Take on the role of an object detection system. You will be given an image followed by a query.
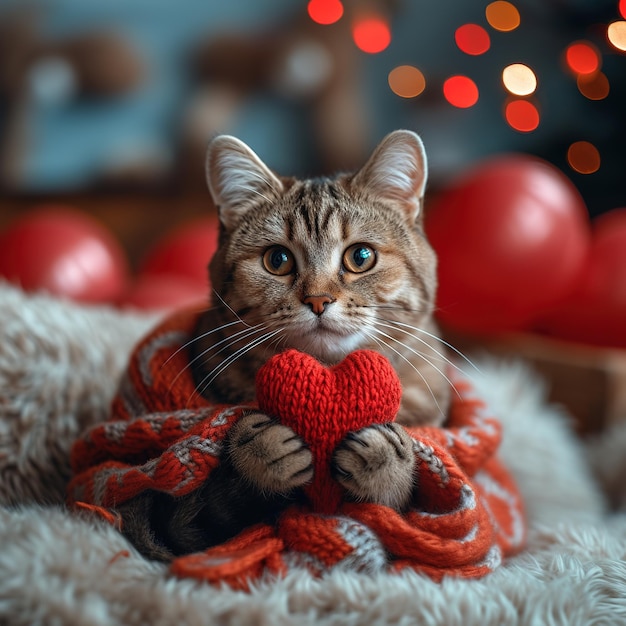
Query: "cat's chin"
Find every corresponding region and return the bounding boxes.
[285,328,366,365]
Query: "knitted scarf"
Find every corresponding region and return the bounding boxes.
[68,308,526,591]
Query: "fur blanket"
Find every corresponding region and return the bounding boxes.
[1,281,626,625]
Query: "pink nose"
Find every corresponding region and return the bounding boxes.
[303,294,334,316]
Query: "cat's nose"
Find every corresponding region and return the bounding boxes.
[303,294,334,316]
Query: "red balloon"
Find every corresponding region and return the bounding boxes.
[122,273,208,311]
[536,208,626,348]
[425,155,590,333]
[139,216,219,286]
[0,206,128,304]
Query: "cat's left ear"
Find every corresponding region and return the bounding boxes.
[352,130,428,222]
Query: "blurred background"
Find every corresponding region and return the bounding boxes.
[0,0,624,207]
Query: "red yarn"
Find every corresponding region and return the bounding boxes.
[257,349,401,513]
[68,308,526,590]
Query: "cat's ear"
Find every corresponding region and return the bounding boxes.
[206,135,284,231]
[352,130,428,222]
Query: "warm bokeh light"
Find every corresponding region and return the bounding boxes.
[620,0,626,20]
[607,21,626,52]
[485,1,521,32]
[388,65,426,98]
[567,141,600,174]
[352,16,391,53]
[307,0,344,25]
[443,76,479,108]
[565,41,601,75]
[504,99,540,132]
[502,63,537,96]
[577,72,610,100]
[455,24,491,56]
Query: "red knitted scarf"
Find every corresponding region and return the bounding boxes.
[68,308,526,590]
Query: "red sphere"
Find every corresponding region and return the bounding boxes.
[139,216,219,286]
[425,155,590,333]
[0,206,128,304]
[122,273,208,312]
[536,208,626,348]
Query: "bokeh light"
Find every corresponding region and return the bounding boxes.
[504,99,540,132]
[607,21,626,52]
[567,141,601,174]
[565,41,601,75]
[620,0,626,20]
[455,24,491,56]
[443,76,479,108]
[388,65,426,98]
[307,0,344,25]
[502,63,537,96]
[485,1,521,32]
[352,16,391,53]
[577,72,610,100]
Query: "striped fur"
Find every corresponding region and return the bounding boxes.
[194,130,450,427]
[118,132,457,558]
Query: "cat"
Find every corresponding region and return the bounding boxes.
[121,130,452,561]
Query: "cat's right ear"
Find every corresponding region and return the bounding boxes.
[351,130,428,223]
[206,135,284,231]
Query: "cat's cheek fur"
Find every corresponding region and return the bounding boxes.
[231,261,291,307]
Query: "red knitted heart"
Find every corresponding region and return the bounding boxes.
[255,349,402,513]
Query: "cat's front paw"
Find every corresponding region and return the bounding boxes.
[332,423,416,510]
[227,412,313,494]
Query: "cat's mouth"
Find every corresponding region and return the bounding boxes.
[285,321,366,363]
[305,314,355,338]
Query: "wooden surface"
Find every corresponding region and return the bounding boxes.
[445,328,626,434]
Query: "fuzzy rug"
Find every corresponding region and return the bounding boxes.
[1,281,626,626]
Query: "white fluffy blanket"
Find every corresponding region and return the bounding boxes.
[1,281,626,626]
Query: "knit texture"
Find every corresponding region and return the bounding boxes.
[68,308,526,590]
[257,348,402,513]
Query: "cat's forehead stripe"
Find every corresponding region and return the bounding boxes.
[287,180,340,242]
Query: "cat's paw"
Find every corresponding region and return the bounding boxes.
[332,423,416,510]
[227,412,313,494]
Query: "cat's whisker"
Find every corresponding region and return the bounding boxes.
[167,322,269,394]
[161,319,248,371]
[162,286,264,377]
[267,330,288,353]
[212,289,252,328]
[188,324,275,385]
[370,324,461,402]
[373,319,469,378]
[190,328,284,406]
[196,323,270,362]
[363,332,388,354]
[380,317,481,375]
[191,328,284,405]
[362,303,430,315]
[363,329,446,421]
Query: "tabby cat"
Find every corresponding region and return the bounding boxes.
[121,130,452,560]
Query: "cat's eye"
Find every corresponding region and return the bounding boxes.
[343,244,376,273]
[262,245,296,276]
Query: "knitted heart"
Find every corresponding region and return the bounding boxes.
[255,349,402,513]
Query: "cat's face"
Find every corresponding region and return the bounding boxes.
[206,130,437,365]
